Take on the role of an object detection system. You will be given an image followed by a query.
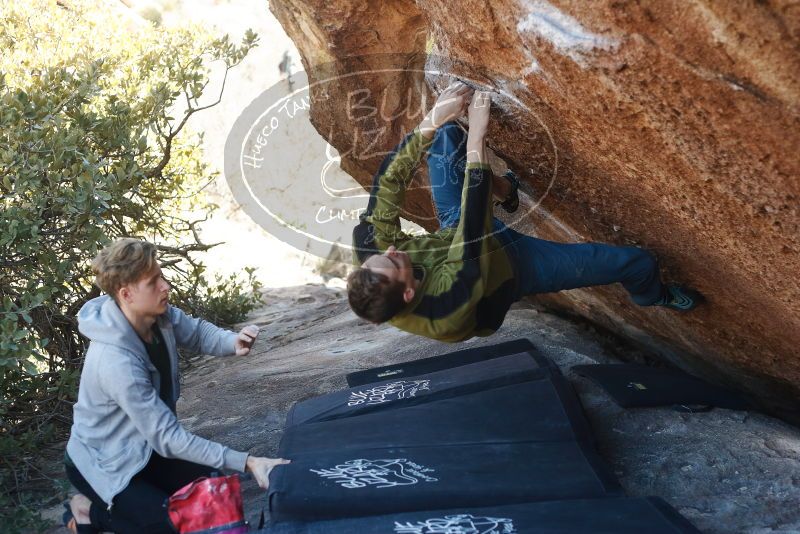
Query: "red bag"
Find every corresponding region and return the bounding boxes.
[167,474,249,534]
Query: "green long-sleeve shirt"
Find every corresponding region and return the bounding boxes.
[352,128,516,342]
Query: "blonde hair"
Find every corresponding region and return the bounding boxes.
[91,238,158,299]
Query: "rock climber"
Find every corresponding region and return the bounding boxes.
[347,81,701,342]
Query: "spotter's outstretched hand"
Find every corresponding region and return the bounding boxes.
[234,324,259,356]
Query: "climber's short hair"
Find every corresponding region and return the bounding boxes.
[347,266,407,323]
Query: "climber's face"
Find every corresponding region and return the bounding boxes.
[362,246,415,302]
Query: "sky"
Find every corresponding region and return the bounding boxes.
[152,0,332,287]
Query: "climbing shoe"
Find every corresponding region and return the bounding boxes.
[656,285,703,312]
[496,169,520,213]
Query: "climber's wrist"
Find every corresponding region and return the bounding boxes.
[419,113,438,139]
[466,137,486,164]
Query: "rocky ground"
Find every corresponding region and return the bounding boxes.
[178,282,800,534]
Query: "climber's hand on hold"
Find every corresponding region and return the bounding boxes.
[420,81,473,138]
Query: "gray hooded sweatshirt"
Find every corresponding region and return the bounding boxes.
[67,295,249,506]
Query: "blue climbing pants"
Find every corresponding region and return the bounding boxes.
[426,122,665,306]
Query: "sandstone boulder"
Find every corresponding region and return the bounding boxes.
[269,0,800,420]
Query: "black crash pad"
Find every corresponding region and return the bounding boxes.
[262,496,700,533]
[278,376,594,456]
[267,442,622,522]
[287,352,553,426]
[572,363,751,411]
[345,338,554,388]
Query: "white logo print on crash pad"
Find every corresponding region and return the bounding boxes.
[347,380,431,407]
[394,513,516,534]
[310,458,438,489]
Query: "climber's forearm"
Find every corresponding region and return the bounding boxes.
[419,112,438,140]
[466,130,487,165]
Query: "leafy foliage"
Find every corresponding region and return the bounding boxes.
[0,1,260,528]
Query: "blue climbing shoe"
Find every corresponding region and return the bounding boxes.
[657,285,703,311]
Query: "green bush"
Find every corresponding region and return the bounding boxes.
[0,1,260,529]
[180,266,265,328]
